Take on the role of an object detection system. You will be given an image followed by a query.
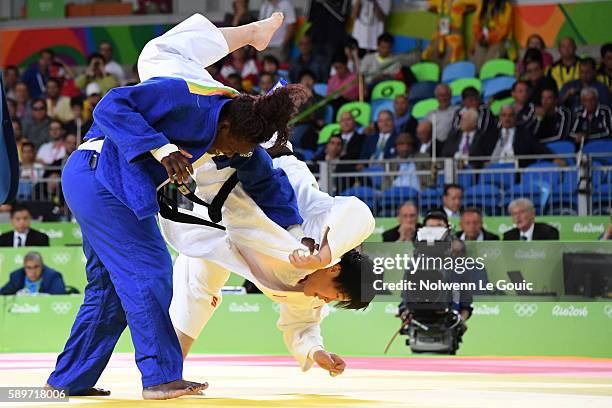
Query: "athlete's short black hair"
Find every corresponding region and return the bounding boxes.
[333,250,375,310]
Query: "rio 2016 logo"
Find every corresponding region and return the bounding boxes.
[513,303,538,317]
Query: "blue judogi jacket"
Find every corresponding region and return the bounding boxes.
[87,76,302,226]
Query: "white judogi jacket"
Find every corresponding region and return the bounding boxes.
[140,14,375,370]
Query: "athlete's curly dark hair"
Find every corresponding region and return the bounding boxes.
[221,84,308,147]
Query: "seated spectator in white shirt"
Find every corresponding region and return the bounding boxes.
[351,0,392,52]
[440,183,463,218]
[360,33,401,86]
[503,198,559,241]
[36,119,66,165]
[457,208,499,241]
[426,83,459,144]
[99,41,126,85]
[0,204,50,247]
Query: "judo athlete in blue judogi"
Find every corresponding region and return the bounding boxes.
[45,12,303,400]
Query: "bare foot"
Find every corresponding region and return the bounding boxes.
[44,383,111,396]
[251,12,284,51]
[142,379,208,400]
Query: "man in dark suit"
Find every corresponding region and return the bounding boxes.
[488,105,554,168]
[503,198,559,241]
[457,208,499,241]
[451,87,495,134]
[0,251,66,295]
[338,111,365,160]
[360,110,398,160]
[441,108,489,165]
[383,201,422,242]
[0,204,50,247]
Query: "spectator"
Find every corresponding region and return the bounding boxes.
[443,108,488,165]
[58,133,77,167]
[503,198,559,240]
[314,134,343,164]
[489,105,553,167]
[6,97,17,120]
[22,98,51,150]
[338,110,366,159]
[225,73,244,92]
[440,183,463,218]
[257,72,275,95]
[360,110,398,160]
[525,57,558,106]
[261,54,280,81]
[45,78,73,123]
[288,34,329,83]
[307,0,351,65]
[75,53,118,96]
[351,0,391,53]
[415,119,443,185]
[3,65,20,100]
[382,201,421,242]
[426,83,459,143]
[389,132,421,191]
[224,0,258,26]
[259,0,296,61]
[451,86,493,134]
[360,33,401,85]
[533,88,571,143]
[601,213,612,240]
[0,204,50,247]
[422,0,475,67]
[327,53,359,113]
[36,120,66,165]
[470,0,513,70]
[517,34,553,76]
[289,70,326,151]
[49,57,79,98]
[511,80,535,128]
[220,47,259,93]
[34,169,65,217]
[12,119,26,160]
[14,81,32,120]
[560,57,609,110]
[597,43,611,90]
[83,83,103,123]
[569,87,612,143]
[98,41,126,85]
[21,48,53,98]
[17,142,45,201]
[393,95,418,136]
[64,96,92,141]
[0,252,65,295]
[548,37,581,90]
[457,208,499,240]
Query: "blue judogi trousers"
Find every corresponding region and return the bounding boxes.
[47,150,183,391]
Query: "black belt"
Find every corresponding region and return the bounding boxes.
[157,146,294,229]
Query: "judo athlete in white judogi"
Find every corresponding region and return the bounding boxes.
[138,13,377,376]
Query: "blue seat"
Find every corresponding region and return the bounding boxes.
[407,81,437,104]
[314,83,328,97]
[506,180,552,215]
[552,170,577,208]
[419,187,442,212]
[363,165,385,190]
[297,149,314,161]
[340,186,379,211]
[441,61,476,83]
[323,104,334,124]
[370,99,395,122]
[463,183,504,215]
[522,161,560,189]
[380,187,420,216]
[545,140,576,155]
[584,140,612,165]
[480,162,515,189]
[277,69,289,79]
[482,76,516,100]
[456,166,475,188]
[592,161,610,187]
[592,183,612,214]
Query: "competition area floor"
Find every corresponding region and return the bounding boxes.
[0,354,611,408]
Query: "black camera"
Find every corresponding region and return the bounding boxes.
[398,224,468,355]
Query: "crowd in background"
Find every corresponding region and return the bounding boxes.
[1,0,612,220]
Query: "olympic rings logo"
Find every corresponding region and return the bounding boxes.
[51,302,72,315]
[52,253,71,265]
[513,303,538,317]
